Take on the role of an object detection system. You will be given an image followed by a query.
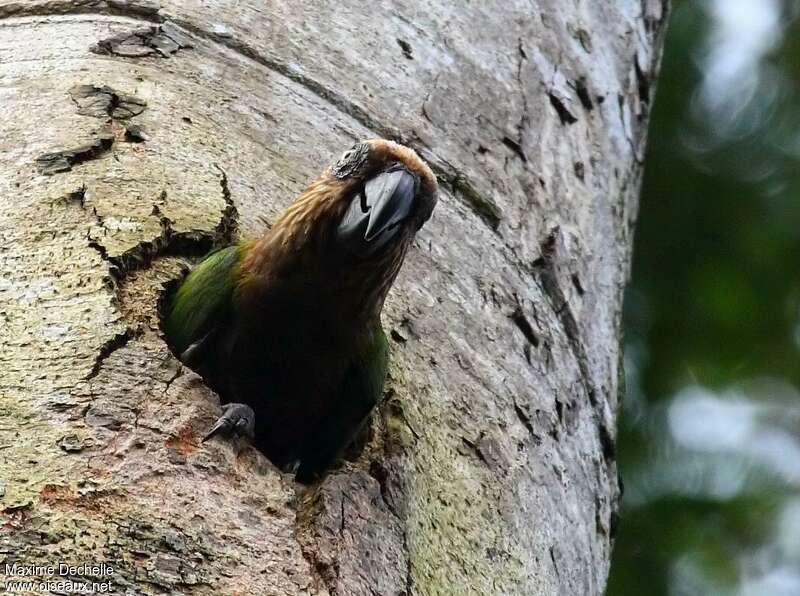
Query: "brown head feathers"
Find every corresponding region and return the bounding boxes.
[240,139,437,302]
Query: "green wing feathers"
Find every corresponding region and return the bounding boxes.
[350,326,390,409]
[165,245,243,355]
[296,326,389,481]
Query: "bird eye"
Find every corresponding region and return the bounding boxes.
[331,143,368,179]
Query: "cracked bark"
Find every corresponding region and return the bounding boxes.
[0,1,668,595]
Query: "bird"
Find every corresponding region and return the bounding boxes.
[164,139,438,482]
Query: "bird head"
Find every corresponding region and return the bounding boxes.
[329,139,438,256]
[244,139,438,319]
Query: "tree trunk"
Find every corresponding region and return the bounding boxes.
[0,1,667,594]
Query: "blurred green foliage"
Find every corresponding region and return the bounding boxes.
[608,1,800,595]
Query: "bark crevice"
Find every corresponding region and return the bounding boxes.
[0,2,668,593]
[7,3,504,236]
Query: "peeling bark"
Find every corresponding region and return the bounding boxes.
[0,1,668,595]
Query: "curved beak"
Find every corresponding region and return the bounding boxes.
[337,164,419,253]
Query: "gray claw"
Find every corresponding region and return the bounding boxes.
[202,403,255,442]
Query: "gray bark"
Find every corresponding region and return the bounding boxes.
[0,1,668,594]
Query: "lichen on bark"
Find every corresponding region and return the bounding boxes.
[0,1,668,594]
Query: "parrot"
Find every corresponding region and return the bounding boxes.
[164,139,438,482]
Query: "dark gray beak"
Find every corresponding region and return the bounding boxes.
[336,164,419,253]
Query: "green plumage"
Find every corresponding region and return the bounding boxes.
[163,139,437,482]
[164,242,389,481]
[165,245,243,356]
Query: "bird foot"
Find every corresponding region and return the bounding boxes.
[202,403,256,443]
